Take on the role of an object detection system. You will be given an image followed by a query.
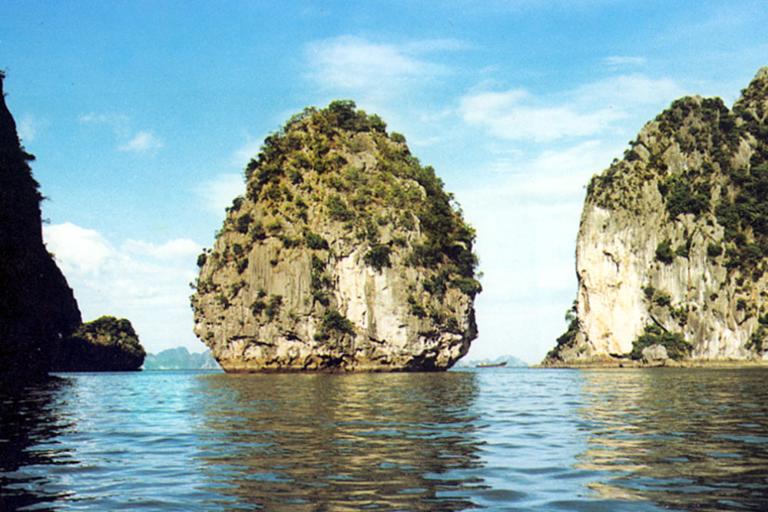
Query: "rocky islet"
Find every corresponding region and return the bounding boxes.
[545,67,768,366]
[192,101,481,371]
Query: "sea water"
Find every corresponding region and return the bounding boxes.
[1,368,767,511]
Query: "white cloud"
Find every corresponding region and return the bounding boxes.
[454,139,624,362]
[78,112,131,135]
[231,136,263,169]
[459,89,622,142]
[459,73,684,143]
[17,114,40,142]
[123,238,201,260]
[195,172,244,215]
[304,35,467,110]
[306,36,447,94]
[576,74,685,107]
[78,113,163,154]
[118,131,164,153]
[44,222,204,353]
[45,223,113,275]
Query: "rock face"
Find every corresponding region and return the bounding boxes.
[0,71,82,380]
[52,316,146,371]
[545,67,768,365]
[192,101,480,371]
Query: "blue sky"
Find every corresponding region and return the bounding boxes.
[1,0,766,361]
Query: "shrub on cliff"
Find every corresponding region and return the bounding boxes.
[192,100,479,371]
[630,325,691,361]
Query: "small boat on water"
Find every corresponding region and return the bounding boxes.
[476,361,507,368]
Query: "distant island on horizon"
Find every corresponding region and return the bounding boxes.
[455,355,528,368]
[142,347,221,370]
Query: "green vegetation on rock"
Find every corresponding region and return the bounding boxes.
[192,100,479,371]
[547,67,768,365]
[53,316,146,371]
[630,324,692,361]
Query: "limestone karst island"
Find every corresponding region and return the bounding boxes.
[4,2,768,509]
[0,72,146,381]
[192,101,481,372]
[545,67,768,367]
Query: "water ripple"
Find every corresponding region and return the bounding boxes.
[1,368,767,510]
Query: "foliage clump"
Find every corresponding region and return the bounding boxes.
[655,240,675,264]
[630,324,692,361]
[315,309,356,341]
[363,244,392,271]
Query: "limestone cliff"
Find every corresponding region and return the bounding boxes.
[192,101,480,371]
[545,67,768,365]
[52,316,146,372]
[0,71,82,379]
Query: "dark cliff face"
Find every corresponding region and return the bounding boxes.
[0,72,82,380]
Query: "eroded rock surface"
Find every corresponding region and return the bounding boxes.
[545,67,768,365]
[192,101,480,371]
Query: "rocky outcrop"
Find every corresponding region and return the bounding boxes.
[52,316,145,371]
[0,71,82,380]
[545,67,768,365]
[192,101,480,371]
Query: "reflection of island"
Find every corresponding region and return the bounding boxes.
[195,372,482,510]
[0,378,74,510]
[577,369,768,510]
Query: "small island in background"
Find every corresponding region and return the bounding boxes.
[142,347,221,370]
[454,355,528,368]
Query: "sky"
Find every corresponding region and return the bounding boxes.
[1,1,767,363]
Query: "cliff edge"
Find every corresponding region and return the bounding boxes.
[0,71,82,380]
[544,67,768,366]
[192,101,480,371]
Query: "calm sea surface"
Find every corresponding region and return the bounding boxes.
[1,368,768,511]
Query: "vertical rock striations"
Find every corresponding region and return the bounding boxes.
[192,101,480,371]
[0,71,82,380]
[545,67,768,365]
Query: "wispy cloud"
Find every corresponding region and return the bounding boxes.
[118,130,164,154]
[231,136,263,169]
[459,89,622,142]
[575,73,684,107]
[459,74,684,143]
[79,112,163,154]
[194,173,244,216]
[78,112,131,134]
[305,36,463,104]
[44,222,203,352]
[17,114,43,142]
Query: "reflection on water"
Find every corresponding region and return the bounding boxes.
[1,369,767,510]
[196,373,482,511]
[579,369,768,511]
[0,378,75,510]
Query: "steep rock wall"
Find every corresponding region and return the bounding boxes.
[0,72,82,379]
[546,67,768,364]
[192,101,480,371]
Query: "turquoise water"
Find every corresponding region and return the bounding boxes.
[1,368,767,511]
